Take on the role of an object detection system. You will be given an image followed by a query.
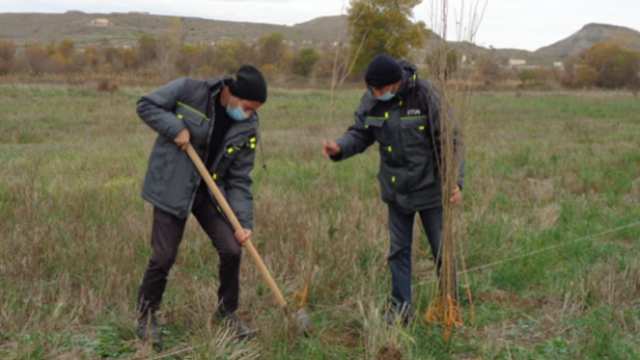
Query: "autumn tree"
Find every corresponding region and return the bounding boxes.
[473,55,502,85]
[177,44,205,76]
[25,42,53,73]
[573,63,599,88]
[258,33,286,67]
[563,42,640,89]
[280,49,295,75]
[0,41,16,74]
[137,35,157,63]
[347,0,428,73]
[83,44,101,70]
[121,48,141,71]
[316,46,350,79]
[214,40,257,74]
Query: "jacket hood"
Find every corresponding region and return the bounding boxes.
[397,60,419,94]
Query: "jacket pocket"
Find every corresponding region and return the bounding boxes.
[365,116,388,144]
[176,107,204,126]
[400,116,428,147]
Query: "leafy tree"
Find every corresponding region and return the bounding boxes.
[258,33,286,67]
[518,69,536,84]
[293,47,321,77]
[347,0,428,73]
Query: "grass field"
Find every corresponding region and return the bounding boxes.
[1,84,639,359]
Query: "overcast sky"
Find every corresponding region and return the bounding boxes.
[1,0,638,51]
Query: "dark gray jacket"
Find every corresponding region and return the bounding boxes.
[137,77,259,229]
[332,61,465,213]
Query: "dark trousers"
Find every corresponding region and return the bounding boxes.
[137,186,242,314]
[388,204,456,307]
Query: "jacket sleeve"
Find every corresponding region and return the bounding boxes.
[331,101,376,162]
[136,77,187,141]
[425,83,465,190]
[225,140,257,230]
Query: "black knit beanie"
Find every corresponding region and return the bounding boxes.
[365,55,403,87]
[229,65,268,103]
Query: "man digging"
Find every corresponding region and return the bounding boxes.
[322,55,465,325]
[135,65,267,344]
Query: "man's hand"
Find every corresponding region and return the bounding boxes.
[174,128,190,151]
[322,140,341,158]
[234,229,252,247]
[450,185,462,205]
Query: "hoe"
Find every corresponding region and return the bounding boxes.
[186,144,313,333]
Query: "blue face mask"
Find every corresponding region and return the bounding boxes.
[376,85,397,101]
[226,98,249,121]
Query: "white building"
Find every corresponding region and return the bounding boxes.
[508,59,527,68]
[89,19,113,27]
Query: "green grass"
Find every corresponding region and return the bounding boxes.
[1,85,639,359]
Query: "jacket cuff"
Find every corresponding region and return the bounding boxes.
[331,138,350,162]
[166,120,187,141]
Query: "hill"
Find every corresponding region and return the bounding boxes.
[536,23,640,59]
[1,12,639,66]
[0,12,349,46]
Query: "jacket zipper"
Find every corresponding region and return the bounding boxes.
[185,88,221,216]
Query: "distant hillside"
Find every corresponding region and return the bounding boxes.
[0,12,349,46]
[536,23,640,59]
[2,12,639,67]
[293,15,348,39]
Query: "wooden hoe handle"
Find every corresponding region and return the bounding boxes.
[186,144,288,309]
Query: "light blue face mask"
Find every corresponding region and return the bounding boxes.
[227,98,249,121]
[376,85,397,101]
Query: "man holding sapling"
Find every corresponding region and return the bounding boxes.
[135,65,267,344]
[322,55,465,325]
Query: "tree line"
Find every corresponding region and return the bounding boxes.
[0,32,336,80]
[0,0,638,90]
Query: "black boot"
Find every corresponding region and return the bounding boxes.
[382,303,416,326]
[138,310,162,345]
[215,310,253,340]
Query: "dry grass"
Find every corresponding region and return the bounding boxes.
[1,85,639,359]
